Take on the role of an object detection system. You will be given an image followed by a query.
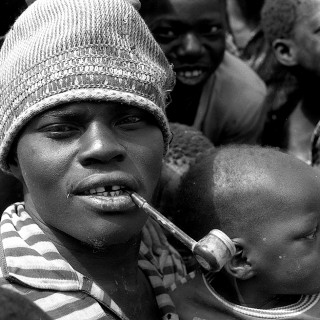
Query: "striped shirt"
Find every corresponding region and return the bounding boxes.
[0,203,185,320]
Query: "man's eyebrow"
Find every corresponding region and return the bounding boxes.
[40,109,87,120]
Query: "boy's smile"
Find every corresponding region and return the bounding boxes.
[11,102,164,248]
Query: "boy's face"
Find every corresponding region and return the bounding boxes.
[144,0,226,87]
[12,102,164,248]
[291,0,320,77]
[249,165,320,295]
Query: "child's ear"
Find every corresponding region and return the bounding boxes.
[272,38,298,67]
[224,238,255,280]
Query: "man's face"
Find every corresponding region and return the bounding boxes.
[12,102,164,248]
[145,0,226,86]
[248,165,320,295]
[292,0,320,77]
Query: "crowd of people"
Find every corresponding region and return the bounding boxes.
[1,0,320,319]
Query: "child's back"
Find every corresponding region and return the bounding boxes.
[171,145,320,319]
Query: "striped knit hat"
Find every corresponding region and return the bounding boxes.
[0,0,175,173]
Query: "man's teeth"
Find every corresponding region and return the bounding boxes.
[178,70,203,78]
[84,186,125,196]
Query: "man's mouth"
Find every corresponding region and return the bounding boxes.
[83,185,127,197]
[70,175,139,212]
[74,186,135,212]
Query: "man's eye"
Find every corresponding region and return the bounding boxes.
[305,227,318,240]
[117,116,142,125]
[40,124,79,138]
[43,124,76,132]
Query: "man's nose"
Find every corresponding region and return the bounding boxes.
[178,32,203,57]
[77,122,126,166]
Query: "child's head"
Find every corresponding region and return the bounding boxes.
[261,0,320,78]
[140,0,227,87]
[177,145,320,295]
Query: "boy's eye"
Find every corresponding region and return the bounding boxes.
[153,27,177,43]
[199,24,223,36]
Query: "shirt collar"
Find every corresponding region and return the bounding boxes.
[0,203,179,320]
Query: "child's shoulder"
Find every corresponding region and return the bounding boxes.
[170,270,320,320]
[170,270,229,320]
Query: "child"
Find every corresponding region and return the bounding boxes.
[261,0,320,164]
[140,0,266,146]
[171,145,320,319]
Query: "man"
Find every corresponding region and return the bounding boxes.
[0,0,184,319]
[140,0,267,146]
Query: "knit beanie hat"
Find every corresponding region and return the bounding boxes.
[0,0,175,173]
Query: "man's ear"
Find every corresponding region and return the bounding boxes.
[272,39,298,67]
[8,156,23,182]
[224,238,255,280]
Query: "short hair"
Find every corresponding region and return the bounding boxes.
[261,0,306,44]
[140,0,177,21]
[174,145,300,240]
[156,123,214,218]
[140,0,226,21]
[236,0,265,26]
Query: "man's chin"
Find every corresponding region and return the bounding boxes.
[83,233,141,253]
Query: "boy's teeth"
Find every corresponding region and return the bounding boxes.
[179,70,203,78]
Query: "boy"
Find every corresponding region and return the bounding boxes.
[171,145,320,319]
[140,0,267,146]
[261,0,320,164]
[0,0,184,319]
